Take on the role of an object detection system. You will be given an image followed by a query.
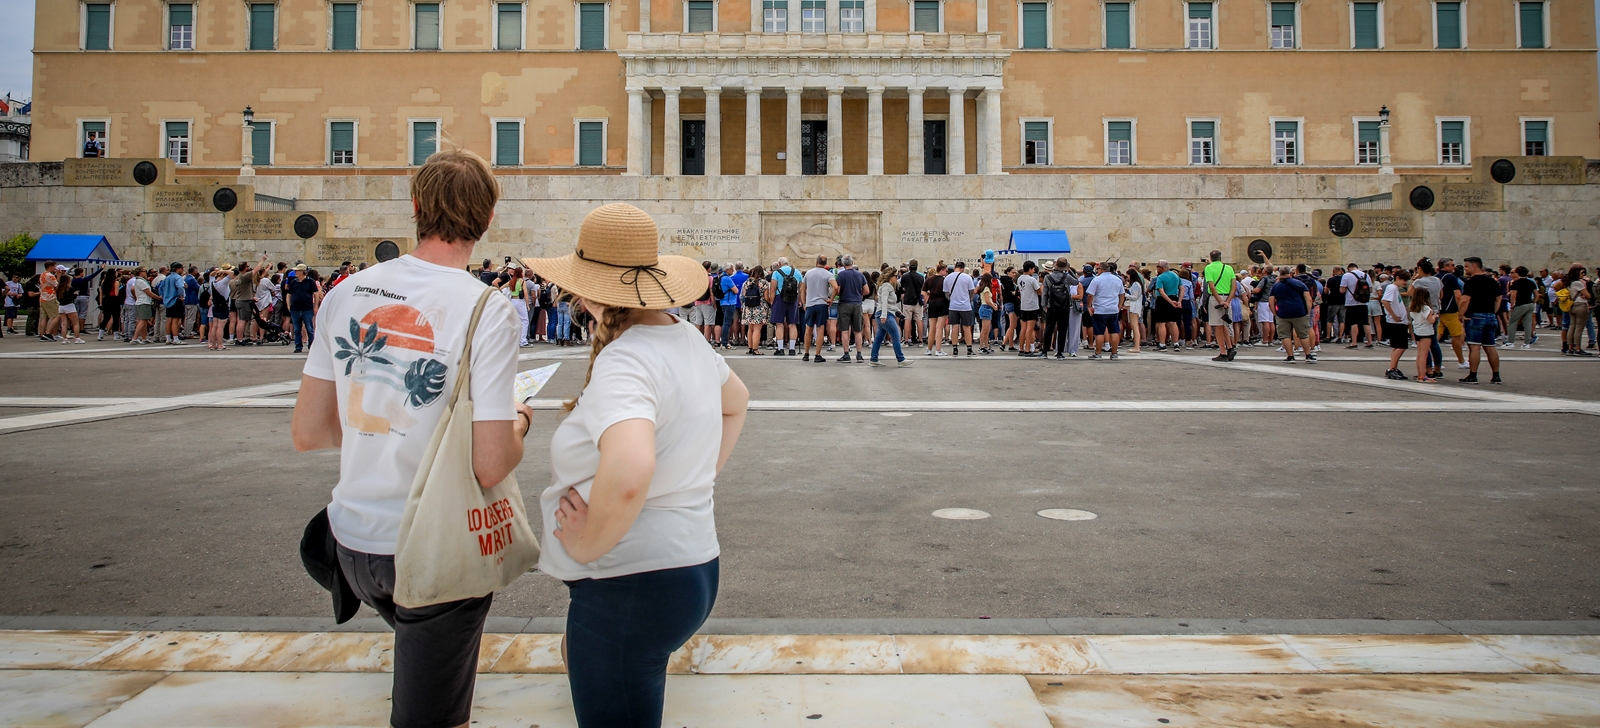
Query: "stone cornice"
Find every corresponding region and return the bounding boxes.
[621,45,1009,91]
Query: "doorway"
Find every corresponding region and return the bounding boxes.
[801,120,827,175]
[682,119,705,175]
[924,119,947,175]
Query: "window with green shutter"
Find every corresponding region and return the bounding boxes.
[249,3,276,50]
[687,0,714,32]
[1104,3,1130,48]
[1439,120,1464,164]
[497,3,521,49]
[495,122,521,165]
[82,121,107,158]
[330,121,355,165]
[1357,120,1379,164]
[251,121,272,167]
[1187,2,1212,48]
[169,4,194,50]
[1523,120,1547,155]
[1518,2,1543,48]
[1024,121,1049,164]
[1352,2,1379,48]
[1435,2,1460,48]
[578,122,603,166]
[839,0,863,31]
[579,3,605,49]
[1273,121,1298,164]
[85,4,112,50]
[1106,121,1131,164]
[913,1,940,32]
[763,0,787,32]
[412,121,438,165]
[1270,2,1295,48]
[415,3,440,50]
[1189,121,1214,165]
[1021,3,1047,48]
[165,121,191,164]
[332,3,358,49]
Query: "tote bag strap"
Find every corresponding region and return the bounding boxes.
[445,286,500,409]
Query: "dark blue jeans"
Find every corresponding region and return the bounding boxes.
[719,304,740,344]
[290,309,315,350]
[870,313,904,362]
[565,558,719,727]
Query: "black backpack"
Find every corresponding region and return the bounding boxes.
[777,268,799,304]
[1352,272,1372,303]
[711,275,724,300]
[1046,272,1079,312]
[742,279,762,308]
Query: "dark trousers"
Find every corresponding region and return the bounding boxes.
[336,545,494,728]
[565,558,720,728]
[290,309,315,349]
[1042,308,1072,354]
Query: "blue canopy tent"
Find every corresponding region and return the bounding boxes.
[1003,230,1071,254]
[25,234,139,271]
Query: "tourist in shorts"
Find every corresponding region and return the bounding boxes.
[1409,286,1439,382]
[1457,256,1504,384]
[943,261,978,356]
[900,260,925,345]
[129,269,156,345]
[1016,261,1042,356]
[1201,251,1236,360]
[1084,262,1125,360]
[768,258,802,355]
[1269,266,1314,363]
[1380,270,1412,380]
[924,263,949,356]
[833,255,869,362]
[691,261,717,341]
[802,255,833,363]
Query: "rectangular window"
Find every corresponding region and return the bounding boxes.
[169,4,194,50]
[249,3,276,50]
[165,121,190,165]
[415,3,440,49]
[412,121,438,165]
[802,0,825,32]
[1104,3,1131,48]
[579,3,606,48]
[1106,121,1132,165]
[840,0,864,31]
[85,3,112,50]
[1273,120,1299,164]
[251,121,272,167]
[578,121,604,166]
[330,121,356,165]
[332,3,358,49]
[914,0,940,32]
[763,0,787,32]
[1189,120,1215,164]
[1439,120,1464,164]
[1523,120,1547,155]
[1187,2,1212,48]
[1357,120,1380,164]
[1353,2,1379,48]
[82,121,107,157]
[497,3,522,49]
[1435,1,1460,48]
[1021,3,1048,48]
[1518,1,1543,48]
[687,0,715,31]
[495,121,521,165]
[1270,2,1295,48]
[1024,121,1049,165]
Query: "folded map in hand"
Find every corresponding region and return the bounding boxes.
[514,363,561,405]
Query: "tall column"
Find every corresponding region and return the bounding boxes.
[977,0,987,32]
[663,87,682,176]
[745,87,762,175]
[785,87,802,176]
[982,88,1002,175]
[907,87,925,175]
[705,87,722,176]
[826,87,843,176]
[626,87,646,175]
[867,86,884,176]
[947,89,965,175]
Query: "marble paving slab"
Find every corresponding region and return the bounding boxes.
[895,635,1111,675]
[1470,635,1600,674]
[0,669,166,728]
[79,631,330,672]
[0,631,136,670]
[74,672,394,728]
[1278,634,1531,674]
[484,633,566,673]
[1085,635,1321,674]
[669,634,902,674]
[659,674,1055,728]
[1028,674,1600,727]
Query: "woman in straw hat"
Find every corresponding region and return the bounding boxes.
[524,203,749,728]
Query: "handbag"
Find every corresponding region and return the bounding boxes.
[393,287,540,608]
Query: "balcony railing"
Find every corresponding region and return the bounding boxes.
[623,32,1006,53]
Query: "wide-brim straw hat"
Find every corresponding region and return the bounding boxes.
[522,203,707,310]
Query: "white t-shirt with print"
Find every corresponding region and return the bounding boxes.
[538,318,730,581]
[1342,271,1367,307]
[944,271,976,311]
[304,255,519,555]
[1381,283,1410,324]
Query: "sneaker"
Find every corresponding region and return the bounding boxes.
[868,360,884,367]
[70,338,85,344]
[1156,344,1167,351]
[1055,353,1066,360]
[1109,352,1118,361]
[1276,345,1286,353]
[1211,353,1229,362]
[827,345,835,352]
[855,352,863,362]
[1457,362,1470,369]
[1529,336,1539,346]
[1519,343,1531,350]
[1575,350,1594,357]
[1284,355,1296,363]
[52,335,64,342]
[1459,373,1479,384]
[1226,348,1238,361]
[293,347,303,354]
[1385,368,1407,380]
[803,353,812,362]
[897,360,913,368]
[1313,345,1322,353]
[97,331,105,341]
[1305,354,1318,363]
[1490,373,1504,385]
[1088,353,1101,360]
[814,355,826,364]
[967,347,975,357]
[837,354,851,363]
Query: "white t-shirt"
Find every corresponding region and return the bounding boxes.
[1125,281,1144,313]
[1381,283,1409,324]
[1086,273,1124,315]
[1018,274,1041,311]
[129,277,154,305]
[944,271,976,311]
[304,255,519,555]
[539,318,730,580]
[1342,271,1367,306]
[1412,304,1436,337]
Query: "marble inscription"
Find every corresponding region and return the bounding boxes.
[760,212,882,270]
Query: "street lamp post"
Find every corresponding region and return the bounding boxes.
[1377,105,1393,175]
[241,105,256,176]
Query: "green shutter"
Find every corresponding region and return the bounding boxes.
[1275,121,1298,134]
[1191,121,1214,138]
[84,121,106,136]
[1105,3,1130,48]
[1440,121,1463,145]
[914,1,939,32]
[1024,121,1048,142]
[85,4,111,49]
[1271,2,1295,26]
[495,122,520,165]
[166,121,188,138]
[170,4,192,26]
[1435,2,1460,48]
[251,122,272,166]
[579,3,605,49]
[688,0,714,31]
[1519,2,1543,48]
[415,3,440,49]
[578,122,603,166]
[330,121,354,161]
[1524,120,1547,143]
[1022,3,1047,48]
[498,3,521,49]
[249,4,275,50]
[412,122,437,165]
[1107,121,1131,142]
[1188,2,1211,19]
[1353,3,1378,48]
[1358,120,1379,142]
[332,4,358,49]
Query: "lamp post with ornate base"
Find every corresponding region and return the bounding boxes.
[240,105,256,177]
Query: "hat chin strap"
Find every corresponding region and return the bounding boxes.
[576,249,671,307]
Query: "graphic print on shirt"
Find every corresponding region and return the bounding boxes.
[336,303,450,435]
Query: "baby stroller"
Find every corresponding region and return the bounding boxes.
[252,306,293,346]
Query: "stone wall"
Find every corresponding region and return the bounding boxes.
[3,162,1598,270]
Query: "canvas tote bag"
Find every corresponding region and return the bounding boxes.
[394,287,540,608]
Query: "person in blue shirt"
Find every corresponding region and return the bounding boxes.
[718,263,747,348]
[1269,266,1315,363]
[182,267,201,337]
[156,262,188,345]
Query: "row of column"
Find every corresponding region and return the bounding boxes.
[625,86,1003,176]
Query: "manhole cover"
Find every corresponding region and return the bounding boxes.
[1038,509,1098,521]
[933,508,990,520]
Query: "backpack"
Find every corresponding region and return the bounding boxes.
[742,278,762,308]
[777,268,799,304]
[1352,272,1372,303]
[1045,272,1078,311]
[711,275,724,301]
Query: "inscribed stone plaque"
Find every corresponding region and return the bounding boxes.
[759,212,882,271]
[306,237,414,267]
[1231,237,1343,267]
[64,158,175,187]
[1394,181,1504,212]
[225,211,328,240]
[1312,209,1421,238]
[1472,156,1586,185]
[145,185,254,213]
[660,228,743,256]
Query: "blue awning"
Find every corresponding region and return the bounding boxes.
[1004,230,1071,253]
[25,234,138,267]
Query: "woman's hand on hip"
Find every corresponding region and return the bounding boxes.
[553,488,590,554]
